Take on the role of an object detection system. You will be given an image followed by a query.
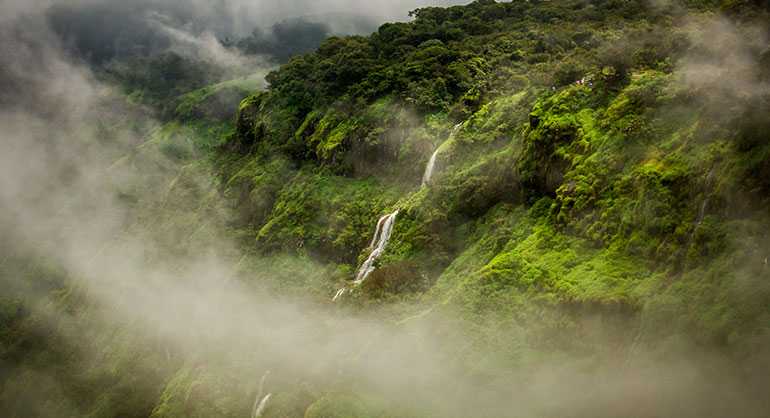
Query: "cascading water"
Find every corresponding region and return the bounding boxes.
[368,213,390,249]
[422,123,462,186]
[251,371,271,418]
[696,199,709,225]
[421,149,440,186]
[333,210,399,300]
[333,122,462,301]
[332,288,347,302]
[253,394,272,418]
[354,210,398,284]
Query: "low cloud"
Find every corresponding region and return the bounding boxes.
[147,12,272,77]
[679,15,769,100]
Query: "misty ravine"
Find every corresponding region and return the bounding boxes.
[2,1,770,418]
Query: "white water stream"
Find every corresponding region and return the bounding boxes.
[422,149,440,186]
[354,210,398,284]
[251,371,271,418]
[333,210,399,300]
[253,394,272,418]
[332,288,347,302]
[333,123,464,301]
[421,123,462,186]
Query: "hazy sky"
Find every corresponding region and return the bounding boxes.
[2,0,471,34]
[0,0,473,74]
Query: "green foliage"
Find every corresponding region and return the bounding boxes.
[255,168,400,263]
[174,77,261,122]
[231,0,677,168]
[150,365,249,418]
[106,52,225,114]
[224,155,295,229]
[304,394,382,418]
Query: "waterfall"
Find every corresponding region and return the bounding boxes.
[354,210,398,285]
[332,123,466,301]
[696,199,709,225]
[422,149,440,186]
[685,198,710,253]
[332,288,347,302]
[253,394,272,418]
[333,124,466,300]
[422,123,462,186]
[251,371,271,418]
[368,213,389,249]
[332,210,399,300]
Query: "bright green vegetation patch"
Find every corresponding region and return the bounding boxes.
[256,168,402,263]
[303,394,375,418]
[430,202,660,314]
[235,252,342,298]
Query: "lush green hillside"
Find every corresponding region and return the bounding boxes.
[2,0,770,417]
[226,0,770,329]
[219,0,770,414]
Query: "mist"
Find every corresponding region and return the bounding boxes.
[1,1,770,418]
[41,0,469,66]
